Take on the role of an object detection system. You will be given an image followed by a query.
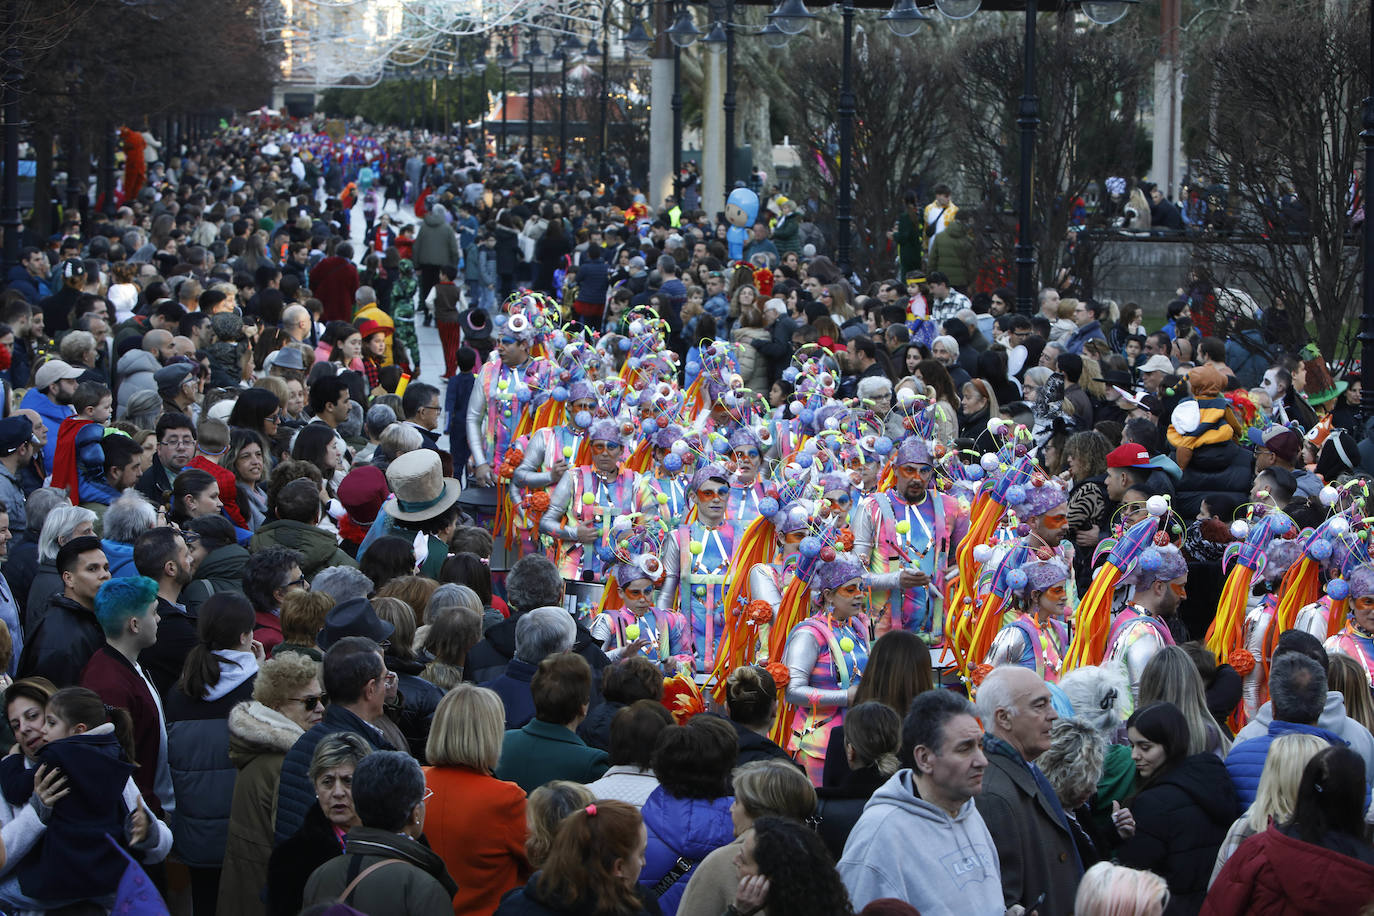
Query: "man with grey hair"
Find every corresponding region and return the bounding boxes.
[465,554,609,707]
[354,405,398,464]
[483,607,576,729]
[972,666,1080,914]
[27,504,98,633]
[839,689,1009,915]
[100,492,158,576]
[311,566,376,605]
[1224,651,1346,808]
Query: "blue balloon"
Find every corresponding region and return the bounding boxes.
[574,410,592,429]
[663,453,683,472]
[873,436,894,456]
[552,386,569,402]
[1327,578,1350,600]
[797,454,814,469]
[1308,538,1333,561]
[1005,484,1026,506]
[618,337,632,352]
[799,536,822,558]
[641,419,657,435]
[758,497,780,518]
[1006,569,1028,590]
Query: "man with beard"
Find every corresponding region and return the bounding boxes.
[133,526,199,697]
[541,419,655,618]
[1104,544,1189,700]
[853,436,969,640]
[19,359,83,470]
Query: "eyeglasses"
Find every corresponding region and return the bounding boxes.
[623,586,651,599]
[499,336,518,346]
[590,441,623,454]
[897,464,935,479]
[834,583,867,598]
[290,693,328,711]
[829,494,852,506]
[422,787,434,803]
[161,437,196,448]
[696,487,729,501]
[268,413,284,424]
[285,575,308,590]
[732,449,760,460]
[783,530,806,544]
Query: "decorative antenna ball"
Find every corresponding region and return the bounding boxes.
[563,446,574,458]
[839,637,855,653]
[973,544,993,563]
[689,540,705,556]
[1320,485,1340,507]
[819,546,836,562]
[1327,578,1350,600]
[1146,495,1169,517]
[582,493,596,505]
[625,624,641,640]
[896,520,911,535]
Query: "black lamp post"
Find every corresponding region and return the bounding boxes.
[552,40,568,173]
[666,3,699,200]
[526,34,543,163]
[598,9,612,183]
[1,44,20,273]
[498,42,518,157]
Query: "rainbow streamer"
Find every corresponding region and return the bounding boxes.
[1205,514,1289,663]
[1063,516,1161,671]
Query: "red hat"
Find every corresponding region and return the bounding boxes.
[1106,442,1152,469]
[337,465,389,524]
[357,318,392,338]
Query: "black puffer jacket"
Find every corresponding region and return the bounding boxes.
[1117,752,1238,915]
[180,543,250,617]
[1175,441,1254,519]
[164,674,257,868]
[385,654,444,762]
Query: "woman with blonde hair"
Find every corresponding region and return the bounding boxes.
[1326,653,1374,733]
[423,684,531,915]
[1139,645,1232,757]
[1075,862,1169,916]
[1038,717,1109,865]
[676,759,817,916]
[524,781,595,869]
[1208,732,1326,886]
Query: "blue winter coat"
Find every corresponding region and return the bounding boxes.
[637,789,735,916]
[18,387,72,471]
[1224,719,1345,809]
[483,657,538,730]
[101,538,137,578]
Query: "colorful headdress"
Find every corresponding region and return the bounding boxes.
[1019,557,1071,595]
[896,435,933,467]
[1123,544,1189,588]
[812,554,867,593]
[1018,478,1068,518]
[690,462,731,493]
[586,418,622,444]
[608,520,669,588]
[497,291,557,343]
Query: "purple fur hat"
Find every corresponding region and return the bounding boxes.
[814,554,867,592]
[777,502,813,535]
[1348,563,1374,598]
[896,436,932,468]
[1263,538,1303,581]
[587,418,622,444]
[651,424,684,449]
[728,427,762,452]
[567,380,595,403]
[1019,480,1067,518]
[1020,557,1070,595]
[1125,545,1189,588]
[690,462,731,493]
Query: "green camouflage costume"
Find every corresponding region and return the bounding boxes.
[392,259,420,371]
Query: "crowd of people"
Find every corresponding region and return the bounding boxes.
[0,115,1368,916]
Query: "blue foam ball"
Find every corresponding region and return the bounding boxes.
[1327,578,1350,600]
[574,410,592,429]
[687,361,701,377]
[516,388,532,403]
[800,408,815,426]
[627,357,641,370]
[873,436,894,456]
[596,544,616,563]
[1308,538,1333,561]
[1006,569,1028,590]
[966,465,985,481]
[758,497,780,518]
[1005,484,1026,506]
[552,386,569,402]
[663,453,683,472]
[712,437,730,454]
[1138,548,1162,572]
[618,337,632,352]
[799,536,822,558]
[782,367,800,383]
[641,419,656,435]
[797,454,814,468]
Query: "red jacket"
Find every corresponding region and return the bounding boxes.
[309,255,361,323]
[1202,824,1374,915]
[254,609,283,657]
[189,455,249,529]
[79,645,167,818]
[422,764,530,915]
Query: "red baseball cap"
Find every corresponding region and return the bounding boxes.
[1106,442,1152,469]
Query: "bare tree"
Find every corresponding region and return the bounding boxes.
[1186,0,1368,359]
[775,24,957,280]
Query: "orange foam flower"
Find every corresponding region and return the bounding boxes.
[765,662,789,690]
[1228,649,1256,677]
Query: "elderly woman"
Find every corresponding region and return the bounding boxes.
[302,751,458,916]
[677,759,818,916]
[58,330,97,370]
[219,653,324,916]
[266,733,372,916]
[423,685,531,914]
[26,504,97,627]
[1059,665,1136,839]
[1038,717,1110,866]
[373,422,424,474]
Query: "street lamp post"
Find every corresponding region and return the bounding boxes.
[1,44,20,273]
[836,0,854,276]
[498,42,518,158]
[527,35,542,163]
[1361,0,1374,424]
[555,42,569,172]
[599,8,611,183]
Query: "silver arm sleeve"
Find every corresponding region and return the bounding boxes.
[657,536,681,611]
[1241,606,1272,718]
[1294,602,1330,640]
[784,624,850,709]
[512,432,552,489]
[466,376,490,467]
[1112,624,1165,701]
[589,613,620,654]
[985,626,1028,670]
[749,565,782,610]
[539,474,578,540]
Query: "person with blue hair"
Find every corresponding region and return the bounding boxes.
[79,575,175,818]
